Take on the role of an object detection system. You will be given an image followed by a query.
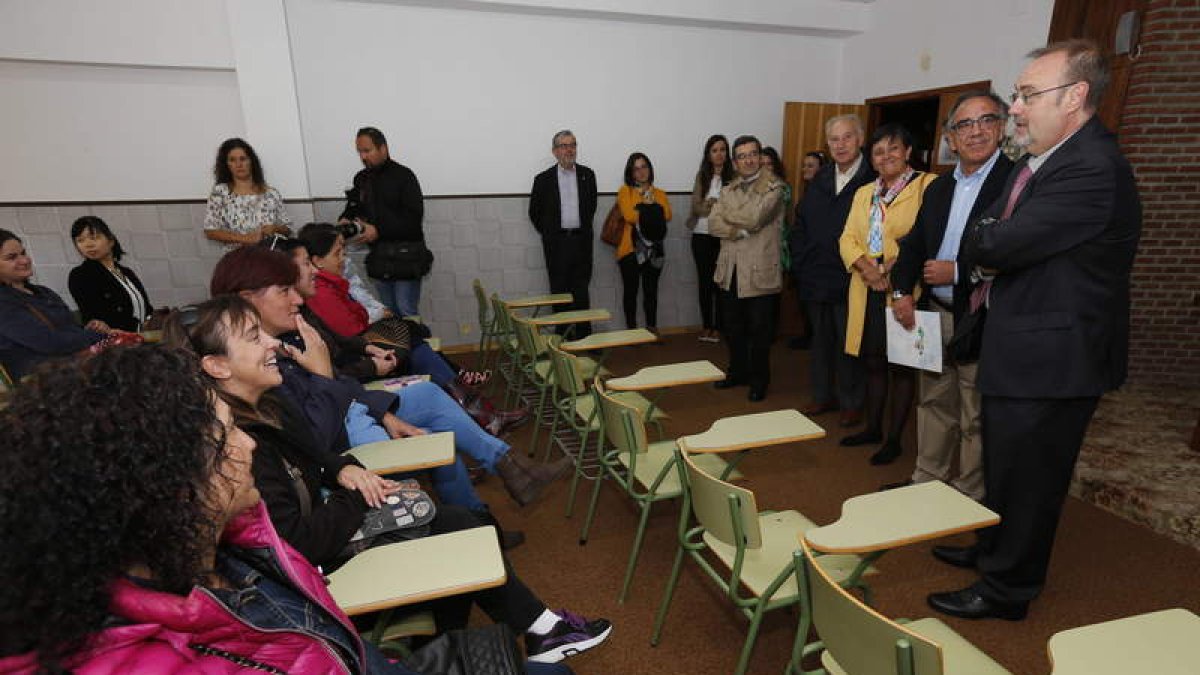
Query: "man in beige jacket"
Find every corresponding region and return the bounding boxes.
[708,135,785,402]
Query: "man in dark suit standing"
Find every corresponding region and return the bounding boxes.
[529,130,597,337]
[791,114,875,427]
[889,91,1015,500]
[927,39,1141,620]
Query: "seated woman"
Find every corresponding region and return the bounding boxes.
[68,215,154,332]
[207,245,567,510]
[166,298,612,665]
[296,223,486,388]
[0,229,108,380]
[0,345,579,673]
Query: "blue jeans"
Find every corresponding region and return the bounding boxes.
[395,381,509,473]
[375,277,423,317]
[344,400,486,512]
[410,342,457,388]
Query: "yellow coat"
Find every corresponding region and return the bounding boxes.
[838,172,936,356]
[615,185,672,260]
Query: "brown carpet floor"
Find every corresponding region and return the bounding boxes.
[465,332,1200,675]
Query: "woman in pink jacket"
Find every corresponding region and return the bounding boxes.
[0,346,572,675]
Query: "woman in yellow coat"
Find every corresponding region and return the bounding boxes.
[838,123,935,465]
[615,152,672,336]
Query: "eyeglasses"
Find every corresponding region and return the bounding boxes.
[735,150,760,161]
[1010,81,1079,106]
[265,233,287,252]
[949,113,1006,134]
[554,142,577,149]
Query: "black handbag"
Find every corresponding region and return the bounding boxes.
[401,623,523,675]
[366,240,435,281]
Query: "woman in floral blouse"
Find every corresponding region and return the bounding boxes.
[203,138,292,250]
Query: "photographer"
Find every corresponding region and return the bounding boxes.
[340,127,431,318]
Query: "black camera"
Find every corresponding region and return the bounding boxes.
[338,220,366,239]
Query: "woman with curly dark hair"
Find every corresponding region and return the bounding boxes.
[167,297,612,666]
[203,137,293,250]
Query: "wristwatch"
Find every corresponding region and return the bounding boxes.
[891,290,908,300]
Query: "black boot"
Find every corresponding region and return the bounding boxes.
[471,507,526,551]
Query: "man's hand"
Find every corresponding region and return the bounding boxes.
[281,315,334,378]
[353,221,379,245]
[923,260,955,286]
[891,294,916,330]
[336,465,400,508]
[382,413,426,439]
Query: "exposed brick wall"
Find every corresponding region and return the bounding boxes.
[1119,0,1200,388]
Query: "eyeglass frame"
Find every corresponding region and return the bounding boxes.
[947,113,1007,134]
[1009,81,1080,106]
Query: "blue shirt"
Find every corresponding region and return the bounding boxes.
[931,149,1002,303]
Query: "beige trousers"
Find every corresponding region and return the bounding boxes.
[912,303,984,501]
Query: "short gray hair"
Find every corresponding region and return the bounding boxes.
[551,130,575,149]
[1028,39,1109,111]
[944,91,1009,131]
[824,114,864,137]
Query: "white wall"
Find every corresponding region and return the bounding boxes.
[0,0,244,202]
[840,0,1056,103]
[285,0,844,196]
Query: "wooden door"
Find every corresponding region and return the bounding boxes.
[781,102,867,198]
[1047,0,1147,130]
[866,81,991,174]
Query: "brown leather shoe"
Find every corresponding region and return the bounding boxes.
[496,452,572,506]
[839,409,863,427]
[800,400,838,416]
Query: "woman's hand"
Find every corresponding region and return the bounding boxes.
[854,256,890,292]
[281,315,334,378]
[365,344,398,374]
[382,413,426,439]
[337,464,400,508]
[84,319,112,334]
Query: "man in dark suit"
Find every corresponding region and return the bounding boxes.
[889,91,1015,500]
[529,130,597,337]
[927,39,1141,620]
[791,114,875,426]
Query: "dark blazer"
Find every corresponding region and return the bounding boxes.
[68,259,153,332]
[0,283,104,380]
[244,394,368,567]
[790,153,877,302]
[893,152,1015,321]
[962,117,1141,398]
[528,163,598,235]
[341,159,425,243]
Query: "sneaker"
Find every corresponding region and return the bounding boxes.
[525,609,613,663]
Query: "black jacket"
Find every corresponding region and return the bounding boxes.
[0,283,104,380]
[341,159,425,243]
[528,164,598,235]
[962,117,1141,398]
[243,394,368,567]
[68,259,153,331]
[892,153,1015,321]
[790,154,877,302]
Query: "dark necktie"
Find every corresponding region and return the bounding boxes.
[969,163,1033,313]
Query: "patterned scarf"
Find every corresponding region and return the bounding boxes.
[867,169,916,258]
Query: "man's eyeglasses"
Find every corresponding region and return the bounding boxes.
[949,114,1006,134]
[554,142,577,149]
[1010,81,1079,106]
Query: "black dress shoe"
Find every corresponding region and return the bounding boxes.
[927,586,1027,621]
[932,544,979,569]
[840,429,882,447]
[713,377,747,390]
[878,478,913,491]
[747,386,766,402]
[869,440,903,465]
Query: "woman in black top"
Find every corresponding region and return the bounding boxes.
[68,216,153,331]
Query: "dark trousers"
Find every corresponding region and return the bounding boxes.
[617,253,661,329]
[805,298,864,410]
[542,230,593,337]
[691,233,722,330]
[719,273,778,389]
[422,506,545,633]
[975,395,1099,605]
